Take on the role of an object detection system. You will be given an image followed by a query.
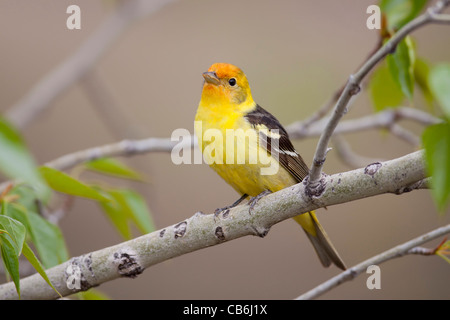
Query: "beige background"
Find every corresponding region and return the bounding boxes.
[0,0,449,299]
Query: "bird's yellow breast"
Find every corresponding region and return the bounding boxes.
[195,102,297,196]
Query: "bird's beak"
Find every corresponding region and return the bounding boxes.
[202,71,220,85]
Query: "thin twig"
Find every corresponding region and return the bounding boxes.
[296,224,450,300]
[407,236,447,255]
[388,123,421,146]
[45,137,193,171]
[307,0,450,192]
[332,135,384,169]
[286,106,441,139]
[429,13,450,22]
[0,136,194,192]
[43,195,75,225]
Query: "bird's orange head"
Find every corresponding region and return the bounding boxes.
[200,63,254,107]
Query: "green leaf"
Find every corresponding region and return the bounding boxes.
[0,233,21,298]
[2,202,30,234]
[39,166,111,202]
[414,58,434,108]
[380,0,428,31]
[4,202,68,268]
[8,184,40,213]
[387,36,416,100]
[422,121,450,211]
[2,202,65,293]
[7,203,66,266]
[84,158,144,181]
[370,62,405,111]
[99,188,155,239]
[429,63,450,119]
[435,240,450,264]
[0,215,26,256]
[99,194,131,240]
[22,242,61,297]
[0,215,26,298]
[27,210,69,268]
[78,288,109,300]
[110,189,155,235]
[0,118,50,200]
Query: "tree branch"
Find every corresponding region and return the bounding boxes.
[394,177,430,194]
[296,224,450,300]
[0,136,193,193]
[332,135,384,169]
[47,137,191,171]
[0,150,427,299]
[388,123,421,146]
[286,106,441,140]
[307,0,450,193]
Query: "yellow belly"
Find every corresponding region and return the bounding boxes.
[210,158,296,196]
[194,115,297,196]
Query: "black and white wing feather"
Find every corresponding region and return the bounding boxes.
[245,105,310,182]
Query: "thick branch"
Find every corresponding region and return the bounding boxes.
[296,224,450,300]
[0,150,427,299]
[307,0,450,190]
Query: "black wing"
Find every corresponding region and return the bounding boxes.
[245,104,310,182]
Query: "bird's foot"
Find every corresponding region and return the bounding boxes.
[214,193,249,219]
[248,190,272,215]
[214,206,231,218]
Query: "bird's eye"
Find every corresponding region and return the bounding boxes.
[228,78,237,86]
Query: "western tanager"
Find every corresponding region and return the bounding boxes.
[195,63,346,270]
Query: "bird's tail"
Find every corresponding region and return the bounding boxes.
[293,211,346,270]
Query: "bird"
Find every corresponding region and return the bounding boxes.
[194,63,346,270]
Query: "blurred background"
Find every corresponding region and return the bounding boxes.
[0,0,449,299]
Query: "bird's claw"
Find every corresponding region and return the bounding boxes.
[248,190,271,214]
[214,206,230,219]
